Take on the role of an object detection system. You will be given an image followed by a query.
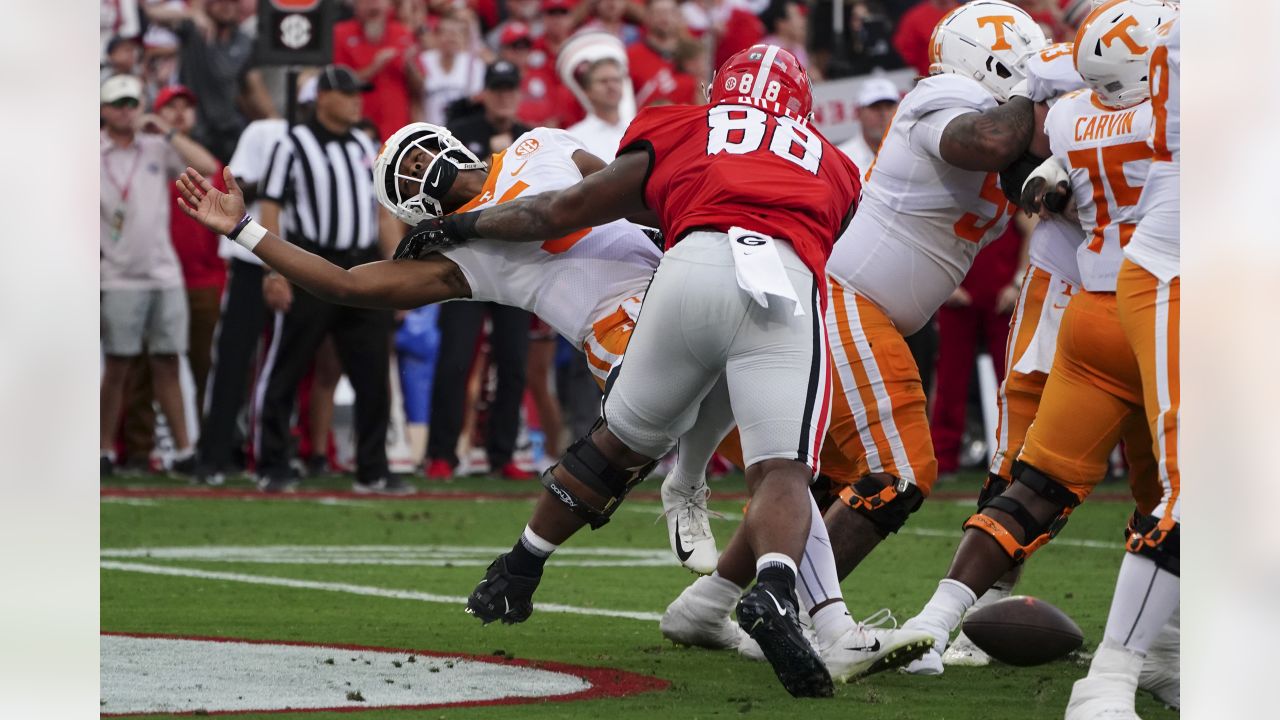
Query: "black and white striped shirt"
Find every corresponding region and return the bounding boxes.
[261,121,379,252]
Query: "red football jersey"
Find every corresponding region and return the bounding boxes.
[617,102,861,287]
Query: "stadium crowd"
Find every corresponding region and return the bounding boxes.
[100,0,1097,492]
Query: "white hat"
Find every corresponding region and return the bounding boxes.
[298,75,318,104]
[101,74,143,104]
[856,77,900,108]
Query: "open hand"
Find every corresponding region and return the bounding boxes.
[176,167,246,236]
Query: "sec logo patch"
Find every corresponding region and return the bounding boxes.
[725,76,737,91]
[515,138,540,157]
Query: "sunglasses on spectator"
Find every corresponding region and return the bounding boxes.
[108,98,141,109]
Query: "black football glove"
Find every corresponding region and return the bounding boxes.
[393,217,457,260]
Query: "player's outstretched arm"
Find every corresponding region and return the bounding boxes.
[176,167,470,310]
[939,96,1037,172]
[393,151,651,259]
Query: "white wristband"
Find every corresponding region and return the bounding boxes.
[236,220,267,252]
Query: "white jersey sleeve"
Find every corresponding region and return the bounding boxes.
[1045,90,1155,292]
[1125,19,1179,282]
[827,74,1015,335]
[1022,43,1087,106]
[440,127,662,347]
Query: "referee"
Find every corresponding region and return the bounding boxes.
[255,65,411,495]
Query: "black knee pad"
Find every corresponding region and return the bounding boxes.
[838,474,924,538]
[1125,511,1180,576]
[541,424,657,530]
[965,462,1081,563]
[977,472,1011,511]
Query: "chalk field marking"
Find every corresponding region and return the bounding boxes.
[101,544,678,568]
[100,561,663,622]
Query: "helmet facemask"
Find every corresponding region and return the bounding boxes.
[375,123,487,226]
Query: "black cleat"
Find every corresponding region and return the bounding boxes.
[737,583,834,698]
[466,554,541,625]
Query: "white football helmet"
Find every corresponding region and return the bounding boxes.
[928,0,1049,102]
[374,122,486,225]
[1073,0,1179,109]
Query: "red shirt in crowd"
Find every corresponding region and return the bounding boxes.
[893,0,959,76]
[169,163,227,291]
[713,8,765,70]
[332,18,416,141]
[618,103,861,287]
[627,41,697,107]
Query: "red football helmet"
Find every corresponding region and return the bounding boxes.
[709,44,813,119]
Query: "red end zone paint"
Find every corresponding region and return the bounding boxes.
[101,632,668,717]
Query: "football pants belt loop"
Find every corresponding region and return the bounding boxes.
[728,227,804,316]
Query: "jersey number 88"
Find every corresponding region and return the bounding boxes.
[705,104,823,175]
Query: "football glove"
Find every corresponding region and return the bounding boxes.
[392,212,481,260]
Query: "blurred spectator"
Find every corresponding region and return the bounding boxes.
[147,0,274,162]
[580,0,642,46]
[101,0,142,60]
[760,0,817,79]
[489,0,545,48]
[100,75,218,477]
[103,35,143,82]
[930,222,1025,476]
[627,0,687,107]
[396,305,442,466]
[837,76,899,172]
[536,0,577,60]
[526,318,564,462]
[410,14,486,126]
[672,36,710,104]
[892,0,959,76]
[685,0,764,70]
[496,21,577,127]
[157,85,226,416]
[333,0,417,140]
[140,26,181,107]
[255,66,407,495]
[426,61,534,482]
[841,1,905,76]
[567,57,627,160]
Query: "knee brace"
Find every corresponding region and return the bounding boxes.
[964,462,1081,563]
[541,423,657,530]
[977,472,1010,510]
[838,474,925,538]
[1125,511,1180,576]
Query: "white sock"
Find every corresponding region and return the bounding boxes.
[172,447,195,462]
[796,494,852,642]
[910,579,978,648]
[756,552,798,578]
[1089,637,1145,683]
[1102,553,1179,655]
[101,449,117,461]
[520,525,559,558]
[696,572,746,613]
[812,602,855,646]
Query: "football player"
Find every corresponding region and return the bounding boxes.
[661,0,1057,673]
[900,0,1179,686]
[1066,9,1181,718]
[394,44,936,697]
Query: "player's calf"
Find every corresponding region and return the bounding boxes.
[837,473,925,538]
[542,419,658,530]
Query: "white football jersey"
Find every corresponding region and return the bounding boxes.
[1045,89,1154,292]
[441,128,661,347]
[828,74,1015,335]
[1125,19,1180,282]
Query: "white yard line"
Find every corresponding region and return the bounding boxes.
[100,561,663,622]
[100,498,160,506]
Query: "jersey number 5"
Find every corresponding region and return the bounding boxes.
[1068,140,1152,253]
[706,104,823,175]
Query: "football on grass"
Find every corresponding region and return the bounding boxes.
[961,596,1084,666]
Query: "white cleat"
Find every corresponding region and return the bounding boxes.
[1065,642,1144,720]
[1138,615,1179,710]
[899,615,949,676]
[942,630,992,667]
[823,609,935,682]
[660,477,719,575]
[661,576,748,650]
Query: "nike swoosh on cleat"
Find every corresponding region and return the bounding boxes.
[674,519,694,562]
[763,590,788,617]
[845,639,881,653]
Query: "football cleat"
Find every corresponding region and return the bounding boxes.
[738,612,818,662]
[661,576,751,650]
[1138,615,1180,710]
[823,609,936,682]
[900,614,950,675]
[942,629,992,667]
[466,554,541,625]
[1065,641,1144,720]
[660,477,719,575]
[737,583,834,698]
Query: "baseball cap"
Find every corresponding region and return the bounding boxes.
[317,64,373,94]
[856,77,900,108]
[143,26,179,54]
[485,61,522,90]
[101,74,144,104]
[154,84,197,111]
[500,22,533,46]
[106,35,142,55]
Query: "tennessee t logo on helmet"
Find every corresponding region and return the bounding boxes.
[976,15,1018,51]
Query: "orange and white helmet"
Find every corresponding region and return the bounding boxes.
[928,0,1049,102]
[1073,0,1179,109]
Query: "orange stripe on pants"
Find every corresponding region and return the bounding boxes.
[1019,290,1146,501]
[1116,259,1180,526]
[990,266,1054,481]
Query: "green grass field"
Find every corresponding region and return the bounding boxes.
[100,472,1176,719]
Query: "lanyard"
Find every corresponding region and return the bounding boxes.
[104,144,144,203]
